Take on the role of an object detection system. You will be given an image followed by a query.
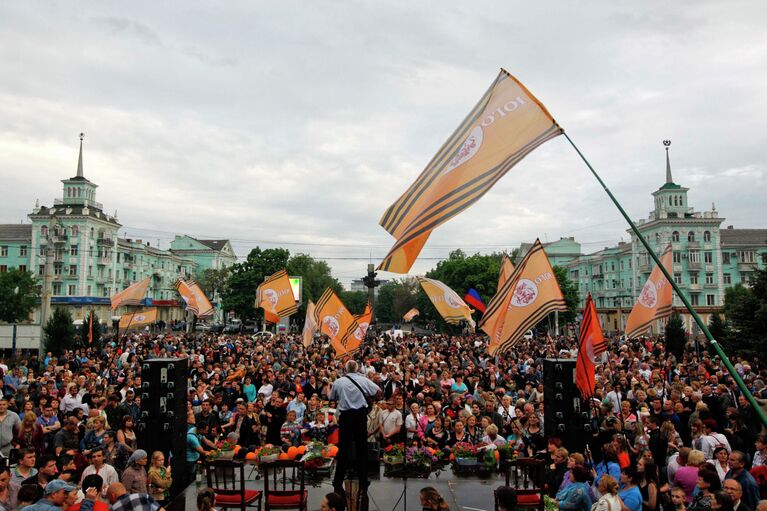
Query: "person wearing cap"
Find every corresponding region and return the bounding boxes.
[23,479,77,511]
[121,449,148,494]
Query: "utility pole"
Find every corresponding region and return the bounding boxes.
[38,217,56,354]
[361,263,381,324]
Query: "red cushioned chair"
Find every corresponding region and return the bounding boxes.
[495,457,545,511]
[204,458,262,511]
[261,460,308,511]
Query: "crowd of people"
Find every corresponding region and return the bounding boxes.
[0,328,766,511]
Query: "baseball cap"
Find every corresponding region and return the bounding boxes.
[45,479,76,495]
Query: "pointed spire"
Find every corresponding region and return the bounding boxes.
[77,132,84,178]
[663,139,672,184]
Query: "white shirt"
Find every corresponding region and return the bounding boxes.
[80,463,119,495]
[379,409,403,437]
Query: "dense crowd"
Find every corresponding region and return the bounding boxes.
[0,329,766,511]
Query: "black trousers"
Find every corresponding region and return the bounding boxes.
[332,408,369,491]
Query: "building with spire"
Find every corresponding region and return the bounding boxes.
[0,134,237,350]
[516,141,767,336]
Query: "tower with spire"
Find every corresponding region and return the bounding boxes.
[651,140,690,220]
[60,133,100,209]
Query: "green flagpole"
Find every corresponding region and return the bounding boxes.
[563,132,767,429]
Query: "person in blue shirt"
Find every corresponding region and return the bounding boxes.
[619,466,643,511]
[593,443,622,488]
[185,411,206,484]
[556,464,593,511]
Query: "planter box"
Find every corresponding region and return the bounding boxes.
[383,455,404,465]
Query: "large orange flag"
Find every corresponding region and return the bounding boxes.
[625,245,673,338]
[313,288,361,356]
[353,302,372,341]
[378,69,562,273]
[417,277,475,328]
[256,270,299,323]
[111,277,150,310]
[575,294,606,399]
[119,308,158,329]
[302,300,317,347]
[176,280,215,318]
[498,254,515,292]
[480,239,566,355]
[403,308,419,322]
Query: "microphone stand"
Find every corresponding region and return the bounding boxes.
[391,386,410,511]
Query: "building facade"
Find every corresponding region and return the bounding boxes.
[0,135,236,349]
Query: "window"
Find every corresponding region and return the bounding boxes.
[54,264,62,276]
[68,285,76,296]
[19,265,26,272]
[53,283,61,295]
[689,251,700,263]
[69,265,77,277]
[87,285,91,295]
[739,251,755,263]
[704,231,711,242]
[690,273,699,284]
[41,226,48,237]
[19,245,28,257]
[691,294,700,306]
[88,265,92,277]
[70,245,78,256]
[620,260,624,270]
[0,265,6,273]
[688,231,696,242]
[673,252,681,263]
[704,252,712,264]
[705,273,714,285]
[724,273,731,285]
[39,265,44,276]
[0,246,7,257]
[71,226,78,236]
[706,294,716,306]
[674,273,682,284]
[611,262,615,272]
[723,252,731,264]
[672,231,680,242]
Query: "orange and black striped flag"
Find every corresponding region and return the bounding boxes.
[353,302,373,342]
[256,269,299,321]
[313,288,361,356]
[417,277,475,328]
[625,245,673,338]
[176,279,215,318]
[377,69,562,273]
[111,277,150,310]
[575,294,606,399]
[480,239,566,355]
[498,254,515,292]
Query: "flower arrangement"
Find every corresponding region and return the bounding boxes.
[301,442,330,470]
[383,443,406,464]
[258,445,282,463]
[405,445,438,469]
[452,442,477,459]
[207,440,239,460]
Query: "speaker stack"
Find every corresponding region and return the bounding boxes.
[543,358,590,453]
[138,357,189,497]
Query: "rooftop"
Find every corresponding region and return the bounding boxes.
[0,224,32,241]
[720,228,767,246]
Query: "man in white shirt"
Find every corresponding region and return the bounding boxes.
[80,447,119,496]
[378,399,403,446]
[59,384,84,414]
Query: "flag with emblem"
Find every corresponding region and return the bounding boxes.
[625,244,673,339]
[417,277,475,328]
[176,279,215,318]
[119,308,158,329]
[403,308,419,322]
[498,254,515,292]
[575,294,605,399]
[377,69,563,273]
[480,239,566,355]
[302,300,318,347]
[110,277,150,310]
[313,288,361,356]
[256,269,299,322]
[353,302,373,340]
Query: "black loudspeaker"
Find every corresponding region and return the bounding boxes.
[543,359,589,453]
[139,358,189,497]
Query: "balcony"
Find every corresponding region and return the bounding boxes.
[688,261,701,270]
[97,237,113,245]
[688,283,702,291]
[639,262,652,273]
[704,283,718,289]
[673,263,683,272]
[738,261,757,272]
[687,241,700,249]
[705,264,714,272]
[97,256,112,266]
[52,235,68,244]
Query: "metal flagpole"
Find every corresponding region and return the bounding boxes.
[563,132,767,429]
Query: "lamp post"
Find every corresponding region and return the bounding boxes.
[361,263,381,324]
[12,286,19,355]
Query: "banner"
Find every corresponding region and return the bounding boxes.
[625,245,673,338]
[302,300,317,348]
[256,269,299,320]
[417,277,475,328]
[110,277,150,310]
[378,69,562,273]
[403,308,419,322]
[498,254,515,292]
[176,280,215,318]
[463,288,486,314]
[313,288,361,356]
[353,302,373,341]
[119,308,158,329]
[575,294,605,399]
[480,239,566,355]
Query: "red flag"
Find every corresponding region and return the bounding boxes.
[88,313,93,345]
[575,294,606,399]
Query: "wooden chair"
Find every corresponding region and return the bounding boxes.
[261,460,308,511]
[495,457,545,511]
[204,458,262,511]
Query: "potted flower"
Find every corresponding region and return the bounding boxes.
[383,443,406,465]
[208,439,238,460]
[452,442,478,465]
[258,445,282,464]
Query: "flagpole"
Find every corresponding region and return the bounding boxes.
[563,132,767,428]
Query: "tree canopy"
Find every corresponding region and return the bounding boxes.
[721,268,767,356]
[0,268,40,323]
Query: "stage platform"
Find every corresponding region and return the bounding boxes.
[167,465,505,511]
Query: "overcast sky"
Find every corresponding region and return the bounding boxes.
[2,1,766,287]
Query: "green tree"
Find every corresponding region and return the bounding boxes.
[665,313,687,360]
[198,267,231,312]
[44,308,76,355]
[708,313,727,343]
[0,268,40,323]
[722,268,767,355]
[79,313,102,346]
[376,278,418,324]
[338,290,369,316]
[551,266,579,330]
